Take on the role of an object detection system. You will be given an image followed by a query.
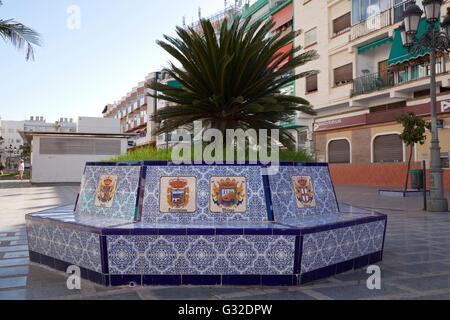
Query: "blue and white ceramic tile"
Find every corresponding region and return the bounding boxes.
[106,235,296,275]
[269,165,339,220]
[142,165,268,223]
[75,165,141,221]
[301,220,386,273]
[26,220,102,273]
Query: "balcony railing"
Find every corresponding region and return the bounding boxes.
[352,58,445,96]
[350,8,392,41]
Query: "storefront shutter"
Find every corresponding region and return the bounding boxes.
[328,139,350,163]
[373,134,403,163]
[334,63,353,85]
[306,74,318,92]
[333,12,351,35]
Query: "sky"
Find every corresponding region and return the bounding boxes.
[0,0,229,122]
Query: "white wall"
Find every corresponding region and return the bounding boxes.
[77,117,120,134]
[31,136,128,183]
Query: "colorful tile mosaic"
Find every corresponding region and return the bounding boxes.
[269,165,339,220]
[106,235,296,275]
[301,220,386,273]
[142,165,267,223]
[26,220,102,273]
[75,165,141,221]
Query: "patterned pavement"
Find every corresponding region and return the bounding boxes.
[0,181,449,300]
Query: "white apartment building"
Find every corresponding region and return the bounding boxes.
[295,0,450,172]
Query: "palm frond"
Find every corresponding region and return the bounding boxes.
[0,19,41,61]
[149,16,318,148]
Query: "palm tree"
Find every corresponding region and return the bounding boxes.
[0,0,41,61]
[148,16,319,148]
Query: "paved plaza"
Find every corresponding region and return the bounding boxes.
[0,180,449,300]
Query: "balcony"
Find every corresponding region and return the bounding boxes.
[352,58,445,97]
[350,8,392,41]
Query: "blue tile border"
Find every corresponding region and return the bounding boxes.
[143,275,181,286]
[293,235,302,274]
[29,247,384,287]
[182,275,221,286]
[262,173,274,221]
[222,275,261,286]
[327,165,340,213]
[100,235,109,274]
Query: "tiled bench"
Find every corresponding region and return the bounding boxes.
[26,162,387,286]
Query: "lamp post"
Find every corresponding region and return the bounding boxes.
[400,0,449,212]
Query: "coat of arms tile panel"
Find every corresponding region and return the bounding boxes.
[269,166,339,220]
[142,166,267,223]
[75,165,141,221]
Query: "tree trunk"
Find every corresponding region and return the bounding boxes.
[404,144,413,192]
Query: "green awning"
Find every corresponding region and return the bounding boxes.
[167,80,182,89]
[388,18,438,66]
[358,36,393,54]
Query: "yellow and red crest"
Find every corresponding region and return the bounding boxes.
[210,177,246,213]
[292,175,316,209]
[167,178,189,209]
[95,174,118,208]
[159,176,197,213]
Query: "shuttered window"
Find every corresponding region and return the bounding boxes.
[334,63,353,86]
[333,12,351,36]
[306,74,318,93]
[305,28,317,47]
[328,139,350,164]
[373,134,403,163]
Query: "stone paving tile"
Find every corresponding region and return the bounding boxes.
[310,283,407,300]
[409,292,450,300]
[81,292,142,300]
[22,286,81,300]
[0,237,23,242]
[148,287,220,300]
[0,245,28,253]
[393,275,450,292]
[3,251,29,259]
[0,276,27,289]
[383,262,450,275]
[233,290,316,300]
[0,258,29,267]
[0,289,27,300]
[0,266,29,277]
[9,240,28,246]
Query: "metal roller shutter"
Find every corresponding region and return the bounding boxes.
[334,63,353,85]
[328,139,350,163]
[333,12,351,35]
[373,134,403,163]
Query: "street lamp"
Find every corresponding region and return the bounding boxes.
[400,0,449,212]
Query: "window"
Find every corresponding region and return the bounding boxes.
[306,74,318,93]
[328,139,351,164]
[351,0,390,25]
[333,13,351,36]
[334,63,353,86]
[393,0,418,23]
[373,134,403,163]
[305,28,317,47]
[139,94,145,106]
